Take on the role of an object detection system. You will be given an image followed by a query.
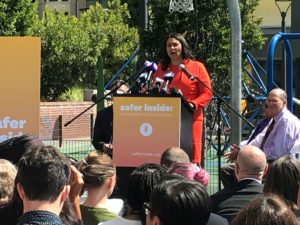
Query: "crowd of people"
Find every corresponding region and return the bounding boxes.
[0,142,300,225]
[1,33,300,225]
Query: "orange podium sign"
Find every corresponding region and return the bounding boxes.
[113,95,193,167]
[0,37,41,142]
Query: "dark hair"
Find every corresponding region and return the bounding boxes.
[231,194,299,225]
[263,156,300,208]
[126,163,167,211]
[0,173,82,225]
[160,33,194,70]
[60,198,84,225]
[110,79,129,90]
[17,145,70,202]
[77,151,115,188]
[149,175,212,225]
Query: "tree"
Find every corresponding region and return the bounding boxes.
[0,0,139,100]
[127,0,265,94]
[79,1,139,82]
[32,8,92,100]
[32,1,139,100]
[0,0,38,36]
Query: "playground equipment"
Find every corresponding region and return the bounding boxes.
[206,32,300,157]
[267,32,300,111]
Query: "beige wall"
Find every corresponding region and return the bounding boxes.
[255,0,291,28]
[39,0,87,17]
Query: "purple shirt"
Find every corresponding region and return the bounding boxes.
[249,108,300,160]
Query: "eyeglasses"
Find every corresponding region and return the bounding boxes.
[143,202,152,215]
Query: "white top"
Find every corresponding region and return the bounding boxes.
[80,190,124,216]
[99,217,142,225]
[105,199,124,216]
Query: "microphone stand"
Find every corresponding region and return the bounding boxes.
[64,65,149,127]
[188,75,254,191]
[217,97,222,190]
[196,77,254,129]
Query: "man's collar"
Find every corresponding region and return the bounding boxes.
[239,177,262,184]
[273,107,286,122]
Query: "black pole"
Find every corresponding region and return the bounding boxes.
[58,115,63,147]
[281,11,287,90]
[137,0,148,68]
[217,98,222,190]
[189,75,254,129]
[274,0,292,90]
[140,0,148,31]
[64,64,148,127]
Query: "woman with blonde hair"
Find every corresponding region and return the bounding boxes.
[0,159,17,205]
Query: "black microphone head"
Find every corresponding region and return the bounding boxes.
[150,78,163,94]
[152,86,160,94]
[246,94,256,103]
[138,72,148,83]
[170,87,182,96]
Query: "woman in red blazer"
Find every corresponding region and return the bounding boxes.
[153,33,212,163]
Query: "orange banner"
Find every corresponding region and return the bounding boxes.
[113,96,181,167]
[0,37,41,142]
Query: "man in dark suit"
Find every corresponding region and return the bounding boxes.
[92,80,129,155]
[92,105,113,153]
[210,145,268,221]
[220,104,270,188]
[92,80,131,199]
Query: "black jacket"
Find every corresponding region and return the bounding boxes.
[210,179,263,221]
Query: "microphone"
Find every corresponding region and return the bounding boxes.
[139,61,158,82]
[162,72,174,93]
[144,61,158,89]
[137,72,148,84]
[246,93,256,103]
[170,87,182,96]
[179,64,195,81]
[293,97,300,106]
[151,77,164,94]
[130,61,157,93]
[145,61,158,73]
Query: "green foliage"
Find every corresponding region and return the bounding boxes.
[136,0,266,94]
[0,0,264,100]
[79,1,139,81]
[31,7,91,100]
[57,86,84,102]
[0,0,139,101]
[0,0,39,36]
[32,0,139,100]
[120,0,140,27]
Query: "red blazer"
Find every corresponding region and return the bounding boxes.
[153,59,212,121]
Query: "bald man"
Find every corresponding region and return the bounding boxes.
[211,145,268,221]
[228,88,300,162]
[222,88,300,188]
[160,146,190,169]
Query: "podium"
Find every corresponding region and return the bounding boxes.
[113,94,194,167]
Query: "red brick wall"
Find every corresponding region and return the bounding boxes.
[40,102,96,140]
